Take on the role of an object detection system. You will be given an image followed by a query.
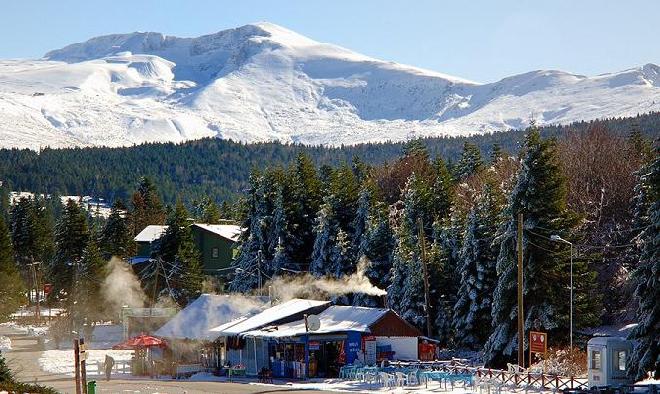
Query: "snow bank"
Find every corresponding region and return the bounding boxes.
[39,349,133,377]
[0,336,11,351]
[249,379,474,393]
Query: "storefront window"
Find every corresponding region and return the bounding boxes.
[591,350,602,370]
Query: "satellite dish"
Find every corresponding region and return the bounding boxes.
[306,314,321,332]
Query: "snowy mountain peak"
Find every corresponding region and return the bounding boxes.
[1,23,659,150]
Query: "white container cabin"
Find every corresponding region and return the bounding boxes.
[587,336,633,389]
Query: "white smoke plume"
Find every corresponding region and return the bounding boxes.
[267,257,386,301]
[101,257,147,313]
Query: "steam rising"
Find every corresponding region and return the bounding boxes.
[268,257,386,301]
[101,257,146,313]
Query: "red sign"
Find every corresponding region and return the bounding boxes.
[43,283,54,295]
[529,331,547,354]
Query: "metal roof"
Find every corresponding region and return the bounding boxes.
[241,305,390,338]
[209,299,329,336]
[134,225,167,243]
[193,223,243,242]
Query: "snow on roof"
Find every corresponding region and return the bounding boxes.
[580,323,638,338]
[134,225,167,243]
[209,299,329,336]
[154,294,269,340]
[193,224,243,242]
[241,305,389,338]
[127,256,151,265]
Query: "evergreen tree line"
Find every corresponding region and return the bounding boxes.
[228,124,658,377]
[0,177,217,330]
[0,112,658,205]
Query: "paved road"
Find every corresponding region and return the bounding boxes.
[0,325,330,394]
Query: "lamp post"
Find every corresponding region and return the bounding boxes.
[550,234,573,353]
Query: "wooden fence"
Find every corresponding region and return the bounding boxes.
[387,360,589,392]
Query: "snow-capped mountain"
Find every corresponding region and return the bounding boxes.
[1,22,658,149]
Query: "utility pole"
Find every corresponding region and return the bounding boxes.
[74,338,82,394]
[517,213,525,368]
[417,218,433,338]
[80,337,88,394]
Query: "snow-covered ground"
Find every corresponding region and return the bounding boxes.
[0,321,50,337]
[39,349,133,377]
[0,336,11,351]
[250,379,474,394]
[1,22,658,149]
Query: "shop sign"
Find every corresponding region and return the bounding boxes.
[364,339,377,365]
[308,341,320,351]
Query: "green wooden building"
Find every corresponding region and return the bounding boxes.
[132,223,242,276]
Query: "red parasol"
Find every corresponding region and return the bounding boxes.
[112,334,167,350]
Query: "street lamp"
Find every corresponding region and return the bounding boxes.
[550,234,573,353]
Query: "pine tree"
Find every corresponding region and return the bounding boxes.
[0,351,13,382]
[483,128,601,367]
[131,177,165,236]
[431,158,454,220]
[627,148,660,380]
[152,200,203,305]
[455,142,484,180]
[269,186,294,272]
[173,224,204,306]
[33,196,55,264]
[0,181,10,223]
[491,143,505,163]
[229,172,267,293]
[388,174,433,332]
[310,198,338,277]
[199,197,221,224]
[288,153,322,268]
[353,202,394,307]
[10,197,37,268]
[428,221,454,344]
[50,199,89,301]
[0,215,26,322]
[100,199,131,259]
[74,237,106,323]
[453,182,503,349]
[352,188,371,253]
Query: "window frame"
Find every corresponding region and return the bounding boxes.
[590,350,602,370]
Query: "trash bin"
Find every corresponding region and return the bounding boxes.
[87,380,96,394]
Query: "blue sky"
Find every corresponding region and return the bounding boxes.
[1,0,658,82]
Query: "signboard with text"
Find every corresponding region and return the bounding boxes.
[529,331,547,355]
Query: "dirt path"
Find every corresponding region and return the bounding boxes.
[0,324,330,394]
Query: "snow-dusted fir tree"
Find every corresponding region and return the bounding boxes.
[352,188,371,255]
[454,142,484,180]
[100,199,131,259]
[627,148,659,380]
[269,185,294,273]
[287,153,322,267]
[152,200,203,306]
[229,171,268,293]
[483,128,600,367]
[453,181,503,349]
[388,174,432,332]
[310,197,338,276]
[353,201,395,306]
[51,199,89,300]
[0,214,26,322]
[428,220,454,343]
